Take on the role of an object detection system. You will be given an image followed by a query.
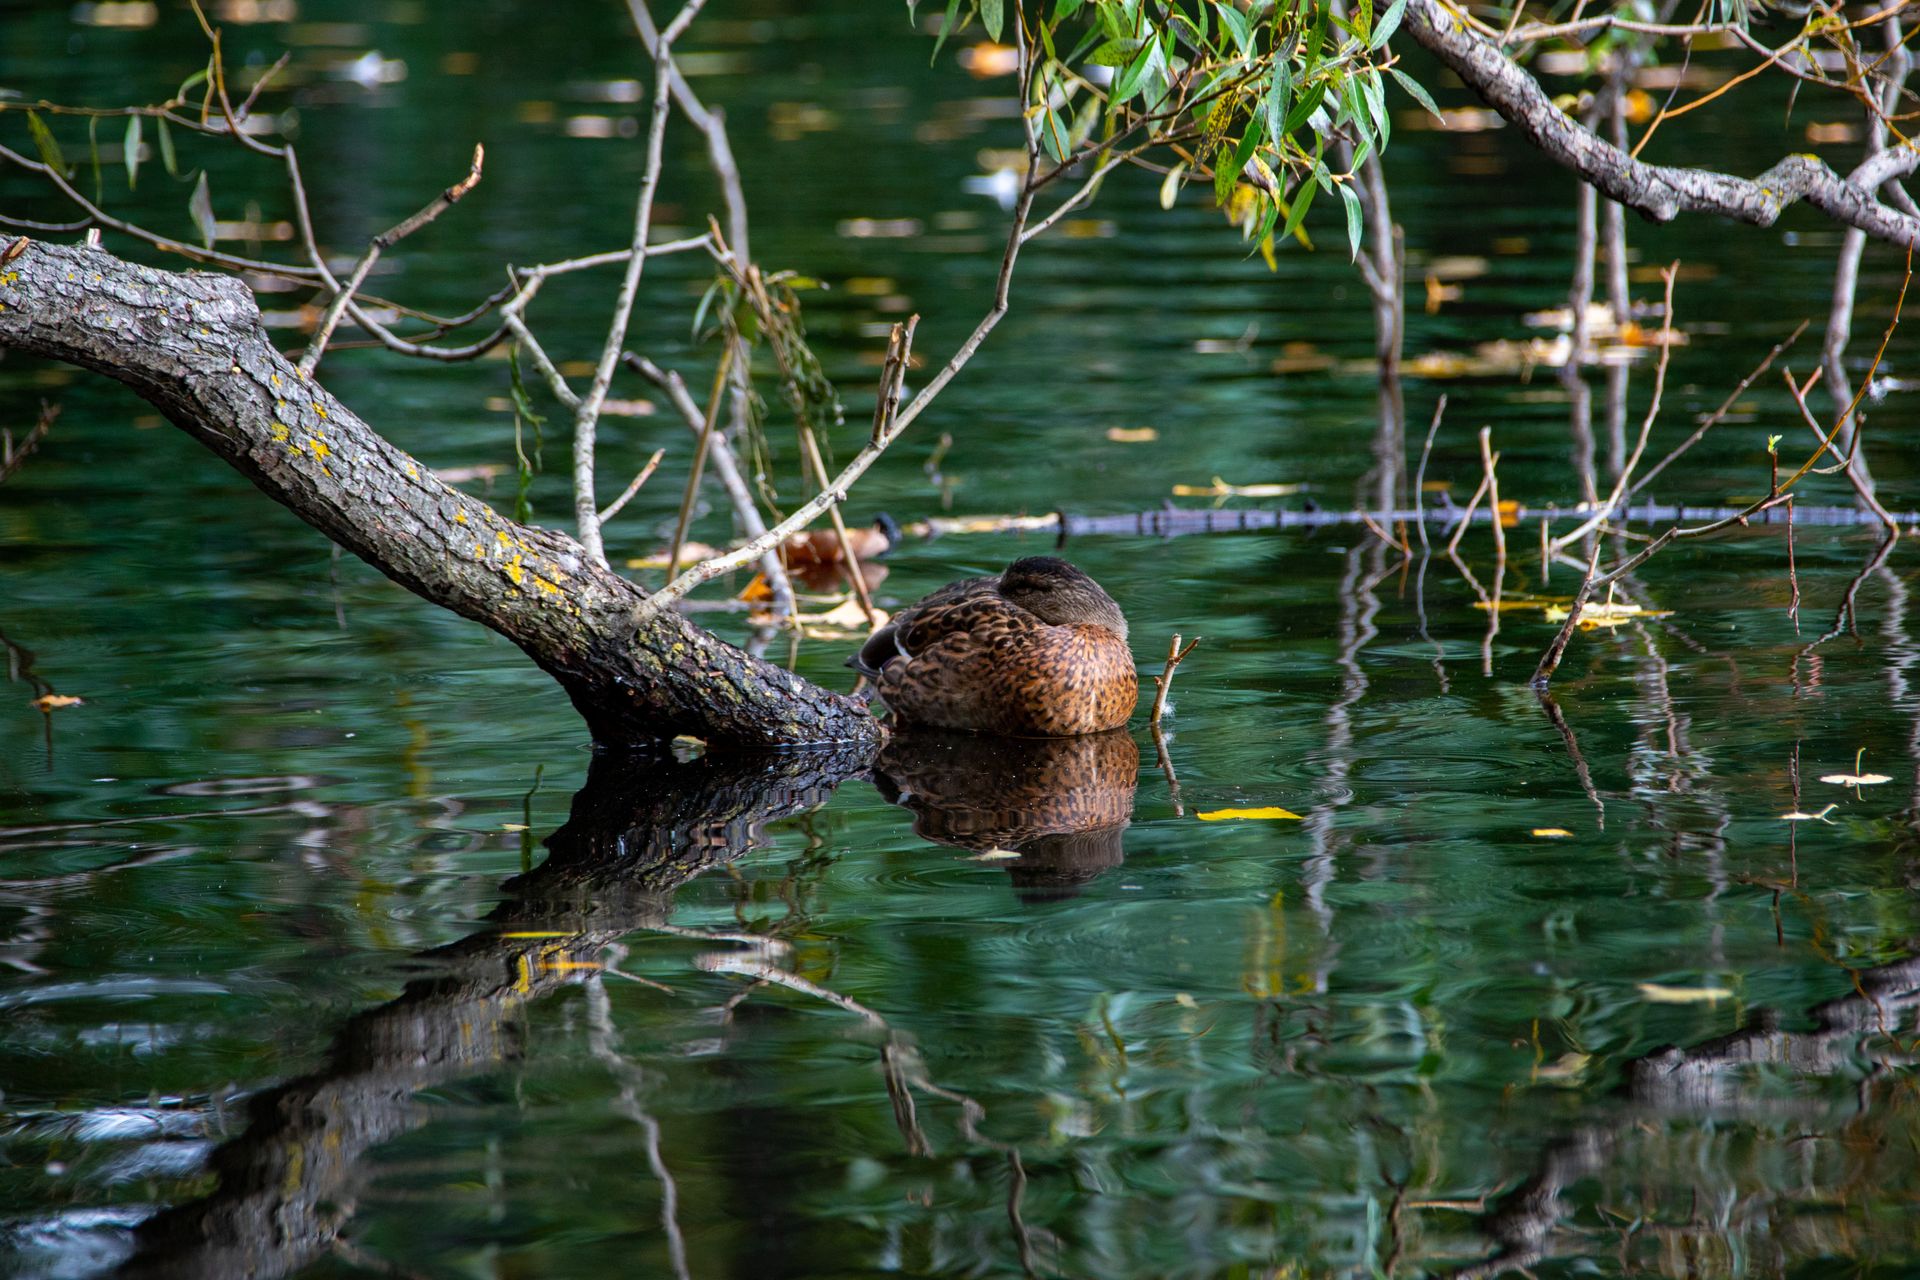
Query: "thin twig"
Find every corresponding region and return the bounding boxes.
[1445,468,1492,558]
[623,352,798,618]
[1783,364,1901,534]
[1551,262,1678,552]
[665,344,734,583]
[1150,633,1201,727]
[297,143,484,378]
[646,317,919,612]
[1628,318,1807,499]
[1413,398,1446,553]
[599,448,666,524]
[572,0,710,570]
[1479,427,1506,563]
[800,427,878,627]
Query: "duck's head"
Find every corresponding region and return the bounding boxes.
[999,556,1128,639]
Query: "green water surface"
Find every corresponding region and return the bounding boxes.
[4,2,1920,1276]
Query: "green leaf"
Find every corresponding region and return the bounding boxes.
[1113,37,1156,103]
[1362,68,1390,150]
[982,0,1004,41]
[156,115,178,177]
[1216,3,1254,57]
[1370,0,1407,49]
[88,115,102,203]
[25,111,69,178]
[124,115,142,191]
[1265,61,1293,149]
[1339,183,1363,261]
[1086,38,1133,65]
[930,0,963,64]
[1388,65,1443,122]
[188,170,216,250]
[1054,0,1085,16]
[1282,80,1326,135]
[1279,176,1317,242]
[1215,128,1260,205]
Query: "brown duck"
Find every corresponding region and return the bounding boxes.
[849,556,1137,736]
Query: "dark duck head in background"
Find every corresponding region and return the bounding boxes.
[848,556,1137,737]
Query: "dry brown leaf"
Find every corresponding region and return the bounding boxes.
[32,694,83,710]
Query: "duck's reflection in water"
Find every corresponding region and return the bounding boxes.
[872,729,1139,901]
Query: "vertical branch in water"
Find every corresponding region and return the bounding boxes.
[1820,0,1912,505]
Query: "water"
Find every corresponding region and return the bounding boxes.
[6,1,1920,1276]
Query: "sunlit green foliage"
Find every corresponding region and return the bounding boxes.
[923,0,1438,262]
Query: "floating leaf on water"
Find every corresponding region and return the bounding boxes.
[32,694,84,710]
[1106,427,1157,443]
[1533,1050,1590,1082]
[1174,992,1199,1009]
[1637,982,1733,1004]
[1541,600,1673,629]
[1780,804,1839,822]
[501,823,529,832]
[1819,748,1892,788]
[1171,477,1303,499]
[1531,828,1573,839]
[967,847,1022,861]
[1197,806,1303,821]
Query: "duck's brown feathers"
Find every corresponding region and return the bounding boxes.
[853,560,1137,737]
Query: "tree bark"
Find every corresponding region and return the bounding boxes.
[0,240,879,749]
[1405,0,1920,247]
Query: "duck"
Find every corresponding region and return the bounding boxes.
[848,556,1137,736]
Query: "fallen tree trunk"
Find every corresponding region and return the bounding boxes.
[0,240,879,749]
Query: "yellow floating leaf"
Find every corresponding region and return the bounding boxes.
[967,848,1022,861]
[737,572,773,602]
[1820,748,1893,788]
[1533,1050,1591,1082]
[1638,982,1733,1004]
[501,823,529,832]
[1197,806,1303,821]
[1106,426,1158,443]
[1531,828,1573,839]
[1171,477,1303,499]
[32,694,83,710]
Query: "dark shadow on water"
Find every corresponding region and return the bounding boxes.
[873,728,1139,902]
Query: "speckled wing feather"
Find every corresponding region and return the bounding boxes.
[849,574,1000,677]
[877,613,1137,736]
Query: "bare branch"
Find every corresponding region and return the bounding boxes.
[1406,0,1920,246]
[647,318,919,612]
[599,448,665,524]
[297,144,484,378]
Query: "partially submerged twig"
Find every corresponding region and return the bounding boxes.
[1479,427,1506,563]
[1150,633,1201,727]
